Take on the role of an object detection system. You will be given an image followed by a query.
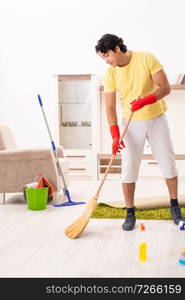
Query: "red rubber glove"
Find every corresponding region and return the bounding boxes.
[131,94,157,111]
[110,125,125,155]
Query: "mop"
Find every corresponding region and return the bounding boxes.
[37,94,85,207]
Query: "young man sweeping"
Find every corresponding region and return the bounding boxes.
[95,33,184,230]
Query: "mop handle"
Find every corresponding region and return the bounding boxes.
[38,94,68,191]
[38,94,56,150]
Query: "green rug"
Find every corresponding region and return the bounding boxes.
[91,203,185,220]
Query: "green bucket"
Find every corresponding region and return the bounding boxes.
[25,187,48,210]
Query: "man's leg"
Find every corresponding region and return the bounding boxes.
[147,114,184,225]
[121,182,136,231]
[122,182,135,208]
[165,176,184,224]
[165,176,178,199]
[121,119,147,231]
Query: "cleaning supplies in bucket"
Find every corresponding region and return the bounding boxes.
[24,174,56,210]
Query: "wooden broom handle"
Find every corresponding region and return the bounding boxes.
[96,111,134,196]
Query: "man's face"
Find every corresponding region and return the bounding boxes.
[97,50,119,67]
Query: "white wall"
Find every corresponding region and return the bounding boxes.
[0,0,185,148]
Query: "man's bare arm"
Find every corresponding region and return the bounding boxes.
[152,69,171,100]
[104,92,117,126]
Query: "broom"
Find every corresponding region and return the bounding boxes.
[65,110,134,239]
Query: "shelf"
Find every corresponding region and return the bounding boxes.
[58,74,91,81]
[97,153,185,179]
[100,85,185,91]
[170,84,185,90]
[97,153,185,160]
[60,102,91,104]
[61,122,91,127]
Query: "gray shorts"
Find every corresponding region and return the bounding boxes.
[121,113,177,183]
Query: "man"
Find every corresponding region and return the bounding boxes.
[95,33,184,230]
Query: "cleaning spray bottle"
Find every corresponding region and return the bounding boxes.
[179,221,185,231]
[139,223,147,261]
[178,222,185,265]
[178,248,185,266]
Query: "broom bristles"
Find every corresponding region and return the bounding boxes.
[65,194,98,239]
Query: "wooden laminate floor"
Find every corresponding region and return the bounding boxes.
[0,177,185,278]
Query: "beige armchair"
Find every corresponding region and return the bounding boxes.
[0,124,69,203]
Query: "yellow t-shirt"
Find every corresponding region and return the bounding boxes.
[103,51,167,120]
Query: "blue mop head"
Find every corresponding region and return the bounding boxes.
[53,201,85,207]
[53,189,85,207]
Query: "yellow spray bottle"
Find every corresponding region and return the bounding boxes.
[139,223,147,261]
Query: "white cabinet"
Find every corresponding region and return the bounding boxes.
[139,159,161,177]
[64,149,92,177]
[58,74,100,178]
[97,154,121,180]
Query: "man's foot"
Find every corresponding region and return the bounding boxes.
[122,213,136,231]
[170,205,184,225]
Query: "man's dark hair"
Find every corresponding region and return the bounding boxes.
[95,33,127,53]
